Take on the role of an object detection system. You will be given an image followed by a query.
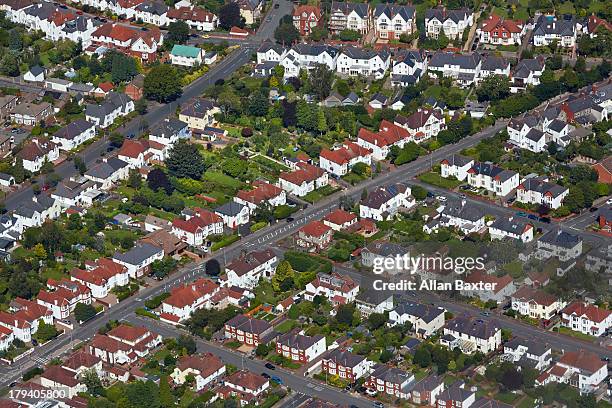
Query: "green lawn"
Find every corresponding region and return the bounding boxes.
[502,261,524,279]
[211,234,239,251]
[557,326,596,342]
[303,185,341,203]
[517,397,536,408]
[275,319,297,334]
[203,171,245,189]
[418,171,462,189]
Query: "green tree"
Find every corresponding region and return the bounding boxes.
[411,185,427,201]
[272,260,294,292]
[144,64,182,103]
[247,91,269,116]
[308,64,333,100]
[166,140,207,179]
[1,54,19,77]
[35,321,59,342]
[379,349,393,363]
[110,132,124,147]
[218,2,242,30]
[274,22,300,45]
[476,75,511,102]
[83,369,104,396]
[335,303,356,326]
[413,346,432,367]
[74,302,97,322]
[316,108,327,134]
[367,313,386,330]
[74,156,86,175]
[135,97,147,115]
[177,334,197,355]
[128,169,142,188]
[159,376,174,408]
[167,20,189,44]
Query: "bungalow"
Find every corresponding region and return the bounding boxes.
[304,272,359,304]
[503,337,552,371]
[224,249,278,290]
[440,154,474,181]
[561,301,612,337]
[215,201,249,229]
[441,316,501,354]
[511,286,565,320]
[297,220,333,251]
[394,108,445,142]
[179,98,219,131]
[478,13,525,45]
[160,278,220,323]
[374,4,416,41]
[365,364,414,400]
[170,44,204,67]
[359,183,414,221]
[489,216,534,243]
[52,119,96,151]
[224,314,273,346]
[467,162,519,196]
[425,7,473,40]
[234,181,286,214]
[322,208,357,231]
[388,301,445,338]
[277,161,329,197]
[166,6,218,31]
[112,242,164,278]
[275,329,326,363]
[322,349,371,381]
[17,138,59,173]
[516,176,569,209]
[537,350,607,394]
[171,353,226,391]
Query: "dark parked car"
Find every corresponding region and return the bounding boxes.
[265,363,276,370]
[589,206,598,212]
[286,217,294,222]
[539,217,551,223]
[261,372,271,379]
[527,214,538,220]
[274,3,279,8]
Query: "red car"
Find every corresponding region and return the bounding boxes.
[76,10,83,15]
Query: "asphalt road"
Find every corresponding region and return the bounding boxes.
[126,315,370,408]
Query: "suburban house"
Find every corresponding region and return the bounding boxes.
[256,41,286,64]
[17,138,59,173]
[507,114,547,152]
[52,119,96,151]
[436,382,476,408]
[373,4,416,41]
[319,141,372,177]
[234,181,286,214]
[322,208,357,231]
[425,7,474,40]
[440,154,474,181]
[85,92,134,129]
[236,0,262,25]
[171,207,224,247]
[179,98,219,130]
[166,6,217,31]
[561,301,612,337]
[70,258,130,299]
[297,220,333,251]
[223,249,278,290]
[328,1,370,35]
[460,270,516,304]
[478,13,525,45]
[224,314,273,347]
[219,370,269,406]
[279,44,339,78]
[355,290,394,318]
[516,176,569,209]
[304,272,359,304]
[361,241,409,273]
[425,199,486,235]
[532,14,576,48]
[536,229,583,263]
[40,366,86,398]
[409,375,445,406]
[441,317,501,354]
[170,44,204,67]
[275,329,326,363]
[62,350,103,378]
[84,157,130,190]
[427,52,481,87]
[336,46,390,79]
[359,183,415,221]
[51,178,101,209]
[394,108,446,142]
[149,118,190,146]
[489,216,534,242]
[125,74,145,100]
[278,161,329,197]
[292,5,321,36]
[171,353,226,391]
[356,120,412,160]
[160,278,220,324]
[89,22,163,62]
[322,349,371,381]
[365,364,415,400]
[503,337,552,371]
[112,242,164,278]
[510,57,546,93]
[23,65,46,82]
[391,49,427,87]
[511,286,565,320]
[10,101,52,126]
[37,280,92,320]
[466,162,519,196]
[133,0,168,26]
[537,350,607,394]
[388,301,446,338]
[215,201,250,228]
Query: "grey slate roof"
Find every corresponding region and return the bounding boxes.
[513,58,545,79]
[361,183,409,209]
[374,4,415,21]
[519,176,568,198]
[369,364,413,386]
[505,336,550,356]
[445,317,500,340]
[28,65,45,77]
[547,119,567,133]
[276,329,324,350]
[257,40,285,55]
[364,241,408,257]
[525,128,545,142]
[150,118,188,139]
[442,199,485,222]
[539,228,582,249]
[215,201,245,217]
[113,242,162,265]
[85,157,128,180]
[392,301,445,323]
[481,55,508,71]
[180,98,216,118]
[442,153,473,167]
[135,0,168,15]
[330,1,369,18]
[292,43,339,58]
[425,7,471,23]
[469,162,517,182]
[489,216,531,235]
[342,46,389,61]
[325,348,365,368]
[53,119,95,141]
[437,383,475,403]
[429,52,481,70]
[533,15,575,37]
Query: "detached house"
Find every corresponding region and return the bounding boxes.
[436,382,476,408]
[359,183,415,221]
[292,5,321,36]
[280,44,339,78]
[52,119,96,151]
[17,138,59,173]
[112,242,164,278]
[394,108,445,142]
[328,1,370,35]
[167,6,217,31]
[224,249,278,290]
[215,201,249,228]
[410,375,445,406]
[275,329,326,363]
[89,22,163,62]
[427,52,481,87]
[511,286,565,320]
[171,353,226,391]
[467,162,519,196]
[171,207,223,247]
[219,370,269,406]
[336,46,390,79]
[234,181,286,214]
[40,366,86,398]
[441,317,501,354]
[71,258,130,299]
[425,7,474,40]
[133,0,168,26]
[516,176,569,209]
[236,0,262,25]
[323,208,357,231]
[537,350,607,394]
[391,49,427,87]
[319,141,372,177]
[170,44,204,67]
[510,57,546,93]
[478,13,525,45]
[460,270,516,304]
[532,14,576,48]
[179,98,219,130]
[507,114,547,152]
[160,278,220,323]
[356,120,411,160]
[149,118,190,146]
[504,337,552,371]
[561,301,612,337]
[85,157,130,190]
[304,272,359,304]
[85,92,134,129]
[489,216,534,243]
[425,198,486,235]
[277,161,328,197]
[322,349,371,381]
[440,154,474,181]
[374,4,416,41]
[389,301,445,338]
[297,220,333,251]
[37,280,92,320]
[224,314,273,346]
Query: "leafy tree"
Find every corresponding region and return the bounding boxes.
[144,64,182,102]
[379,349,393,363]
[166,140,206,179]
[222,157,247,178]
[338,29,360,41]
[367,313,386,330]
[83,369,104,396]
[308,64,333,100]
[177,334,197,355]
[135,97,147,115]
[167,20,189,44]
[219,2,242,30]
[148,168,174,195]
[151,257,177,280]
[412,185,427,200]
[335,303,356,326]
[8,29,23,51]
[310,26,328,41]
[274,22,300,45]
[476,75,510,102]
[74,156,87,175]
[1,54,19,77]
[248,91,269,116]
[413,346,432,367]
[205,259,221,276]
[75,302,97,322]
[125,380,160,408]
[35,321,59,342]
[501,366,523,390]
[110,132,124,148]
[104,52,138,84]
[128,169,142,188]
[272,260,294,292]
[159,376,174,408]
[255,343,271,357]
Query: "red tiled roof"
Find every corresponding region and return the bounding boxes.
[90,334,131,353]
[164,278,219,308]
[512,286,558,307]
[107,324,148,342]
[587,14,612,34]
[225,370,268,391]
[480,13,523,34]
[41,365,79,387]
[63,350,101,371]
[97,82,114,93]
[92,23,161,47]
[118,139,146,158]
[279,162,325,186]
[167,6,216,23]
[320,141,371,165]
[293,4,321,18]
[559,350,606,374]
[323,208,356,226]
[561,301,612,323]
[463,270,513,294]
[177,353,224,377]
[236,181,283,205]
[300,220,331,237]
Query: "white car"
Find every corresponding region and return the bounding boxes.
[437,195,447,202]
[606,198,612,205]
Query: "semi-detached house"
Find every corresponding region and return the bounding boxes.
[425,6,474,40]
[328,1,370,35]
[52,119,96,151]
[17,138,59,173]
[336,46,390,79]
[356,120,411,160]
[167,6,218,31]
[391,49,427,87]
[224,314,273,347]
[275,329,326,363]
[88,22,163,62]
[510,57,546,93]
[532,15,576,47]
[86,92,134,129]
[297,220,333,251]
[304,272,359,304]
[171,353,226,391]
[427,52,481,87]
[467,162,519,196]
[37,279,92,320]
[112,242,164,278]
[388,301,445,338]
[160,278,219,323]
[503,336,552,371]
[319,140,372,177]
[223,249,278,290]
[322,349,371,381]
[234,181,286,214]
[179,98,219,131]
[84,157,130,190]
[70,258,130,299]
[441,316,501,354]
[537,350,607,394]
[511,286,566,320]
[277,161,329,197]
[133,0,168,26]
[478,13,525,45]
[280,44,339,78]
[374,4,416,40]
[440,154,474,181]
[366,364,414,400]
[561,301,612,337]
[517,176,569,209]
